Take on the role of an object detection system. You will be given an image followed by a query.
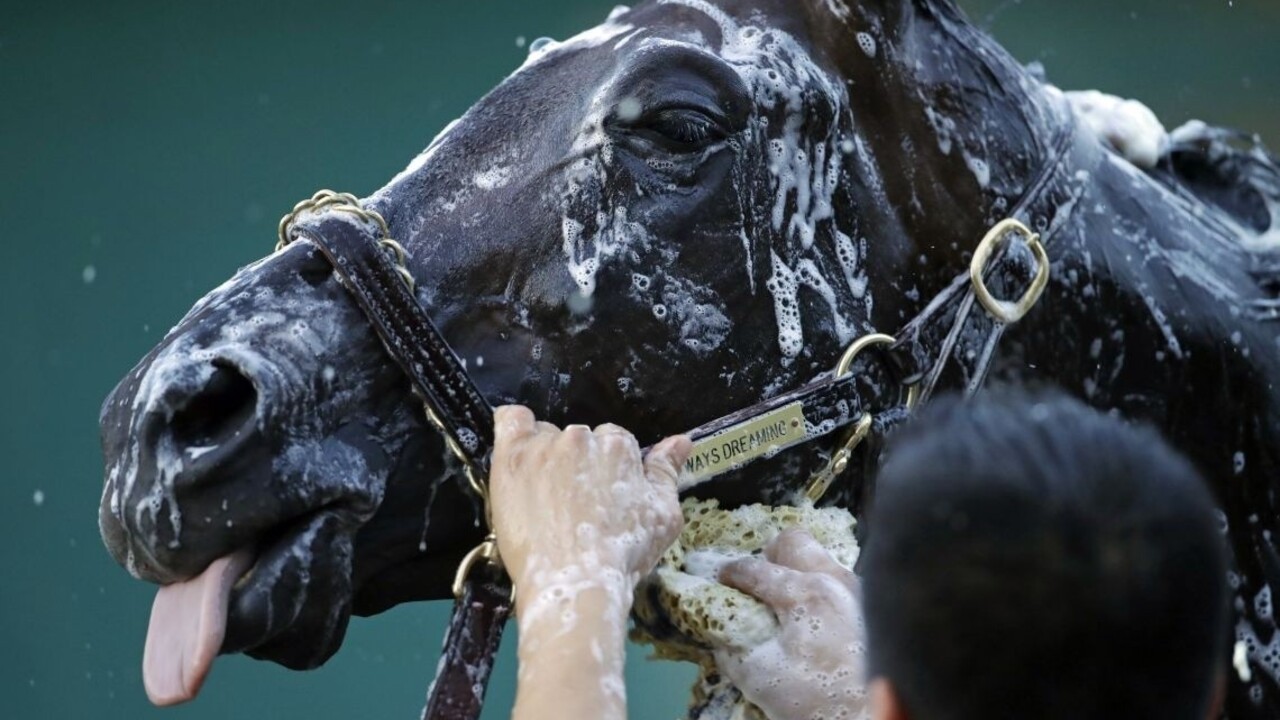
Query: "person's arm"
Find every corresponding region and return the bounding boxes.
[489,405,691,720]
[711,529,871,720]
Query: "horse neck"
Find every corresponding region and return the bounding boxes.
[847,1,1072,301]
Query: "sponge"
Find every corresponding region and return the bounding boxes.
[631,498,860,720]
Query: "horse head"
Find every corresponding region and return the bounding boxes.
[98,0,1097,678]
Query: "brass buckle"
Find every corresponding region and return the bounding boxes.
[969,218,1050,324]
[805,334,918,503]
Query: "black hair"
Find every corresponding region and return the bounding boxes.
[860,390,1229,720]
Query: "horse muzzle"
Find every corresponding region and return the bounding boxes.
[99,345,280,583]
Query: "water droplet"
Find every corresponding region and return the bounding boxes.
[616,96,643,122]
[32,489,45,506]
[567,291,593,315]
[82,265,97,284]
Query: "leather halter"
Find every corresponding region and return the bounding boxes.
[276,112,1095,719]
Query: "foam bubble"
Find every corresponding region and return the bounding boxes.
[855,32,876,58]
[616,96,643,122]
[766,252,803,358]
[529,36,556,53]
[473,166,512,190]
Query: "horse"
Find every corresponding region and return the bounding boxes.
[97,0,1280,716]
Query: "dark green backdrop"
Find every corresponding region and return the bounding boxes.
[2,1,1276,718]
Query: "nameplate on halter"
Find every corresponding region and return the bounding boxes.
[681,402,808,486]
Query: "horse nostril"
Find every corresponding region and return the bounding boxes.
[169,362,258,448]
[298,248,334,287]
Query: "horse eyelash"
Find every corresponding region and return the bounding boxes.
[652,111,720,146]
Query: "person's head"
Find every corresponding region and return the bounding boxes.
[861,391,1229,720]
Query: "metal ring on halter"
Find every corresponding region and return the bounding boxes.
[805,333,919,502]
[833,333,921,409]
[969,218,1050,324]
[451,535,514,603]
[276,189,416,293]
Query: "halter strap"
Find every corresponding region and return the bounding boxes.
[273,109,1098,720]
[279,196,512,720]
[676,115,1097,503]
[281,195,494,493]
[893,119,1096,407]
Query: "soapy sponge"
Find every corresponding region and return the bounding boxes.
[632,498,860,720]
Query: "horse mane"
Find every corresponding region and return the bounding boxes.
[1153,123,1280,307]
[902,0,1280,313]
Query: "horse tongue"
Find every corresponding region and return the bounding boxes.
[143,550,254,706]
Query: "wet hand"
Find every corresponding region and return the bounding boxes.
[490,405,692,609]
[713,530,870,720]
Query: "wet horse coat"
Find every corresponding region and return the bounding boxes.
[97,0,1280,715]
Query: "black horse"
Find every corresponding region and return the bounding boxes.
[98,0,1280,716]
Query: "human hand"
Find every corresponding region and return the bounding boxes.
[490,405,692,613]
[713,529,870,720]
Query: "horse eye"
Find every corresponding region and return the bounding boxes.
[634,108,726,152]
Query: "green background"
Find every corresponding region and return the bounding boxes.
[2,1,1276,718]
